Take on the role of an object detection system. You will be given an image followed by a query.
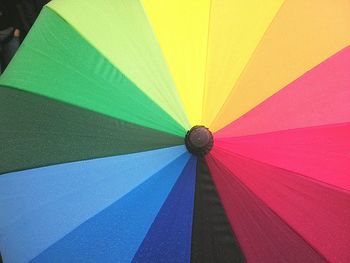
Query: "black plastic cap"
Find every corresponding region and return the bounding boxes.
[185,125,214,156]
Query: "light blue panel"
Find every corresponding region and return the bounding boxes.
[0,146,187,263]
[31,152,191,263]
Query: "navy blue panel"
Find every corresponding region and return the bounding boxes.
[132,156,197,263]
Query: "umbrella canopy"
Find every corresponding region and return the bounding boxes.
[1,0,350,262]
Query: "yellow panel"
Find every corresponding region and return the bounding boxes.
[211,0,350,131]
[202,0,284,127]
[142,0,211,125]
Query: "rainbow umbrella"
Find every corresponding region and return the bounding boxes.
[0,0,349,262]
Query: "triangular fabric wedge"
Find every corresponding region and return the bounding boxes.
[216,46,350,137]
[31,152,190,263]
[202,0,283,127]
[215,123,350,191]
[0,86,183,174]
[211,0,350,131]
[141,0,211,125]
[208,149,350,262]
[206,155,327,263]
[0,8,186,136]
[132,157,196,263]
[47,0,190,129]
[191,158,245,263]
[0,147,188,262]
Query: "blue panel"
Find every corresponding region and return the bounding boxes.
[31,153,191,263]
[132,156,197,263]
[0,146,187,263]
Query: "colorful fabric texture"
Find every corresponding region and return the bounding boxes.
[0,0,349,262]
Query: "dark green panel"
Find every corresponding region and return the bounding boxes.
[0,87,184,174]
[191,158,245,263]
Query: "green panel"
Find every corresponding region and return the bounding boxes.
[0,7,186,136]
[0,87,184,174]
[48,0,190,130]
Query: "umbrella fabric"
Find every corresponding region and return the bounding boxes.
[0,0,349,262]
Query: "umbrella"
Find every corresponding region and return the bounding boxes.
[0,0,349,262]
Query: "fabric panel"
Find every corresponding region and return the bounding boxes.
[216,46,350,137]
[0,147,188,262]
[191,158,245,263]
[0,86,184,174]
[0,7,186,136]
[30,152,191,263]
[132,157,197,263]
[47,0,190,129]
[209,148,350,262]
[211,0,350,131]
[206,154,327,263]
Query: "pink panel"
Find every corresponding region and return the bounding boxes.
[205,155,325,263]
[216,46,350,138]
[215,123,350,190]
[208,149,350,263]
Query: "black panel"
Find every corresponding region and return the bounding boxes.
[191,158,245,263]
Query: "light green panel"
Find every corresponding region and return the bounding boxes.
[48,0,190,130]
[0,7,186,136]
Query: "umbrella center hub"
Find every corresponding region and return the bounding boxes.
[185,125,214,156]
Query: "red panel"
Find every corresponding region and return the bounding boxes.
[207,148,350,262]
[215,123,350,190]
